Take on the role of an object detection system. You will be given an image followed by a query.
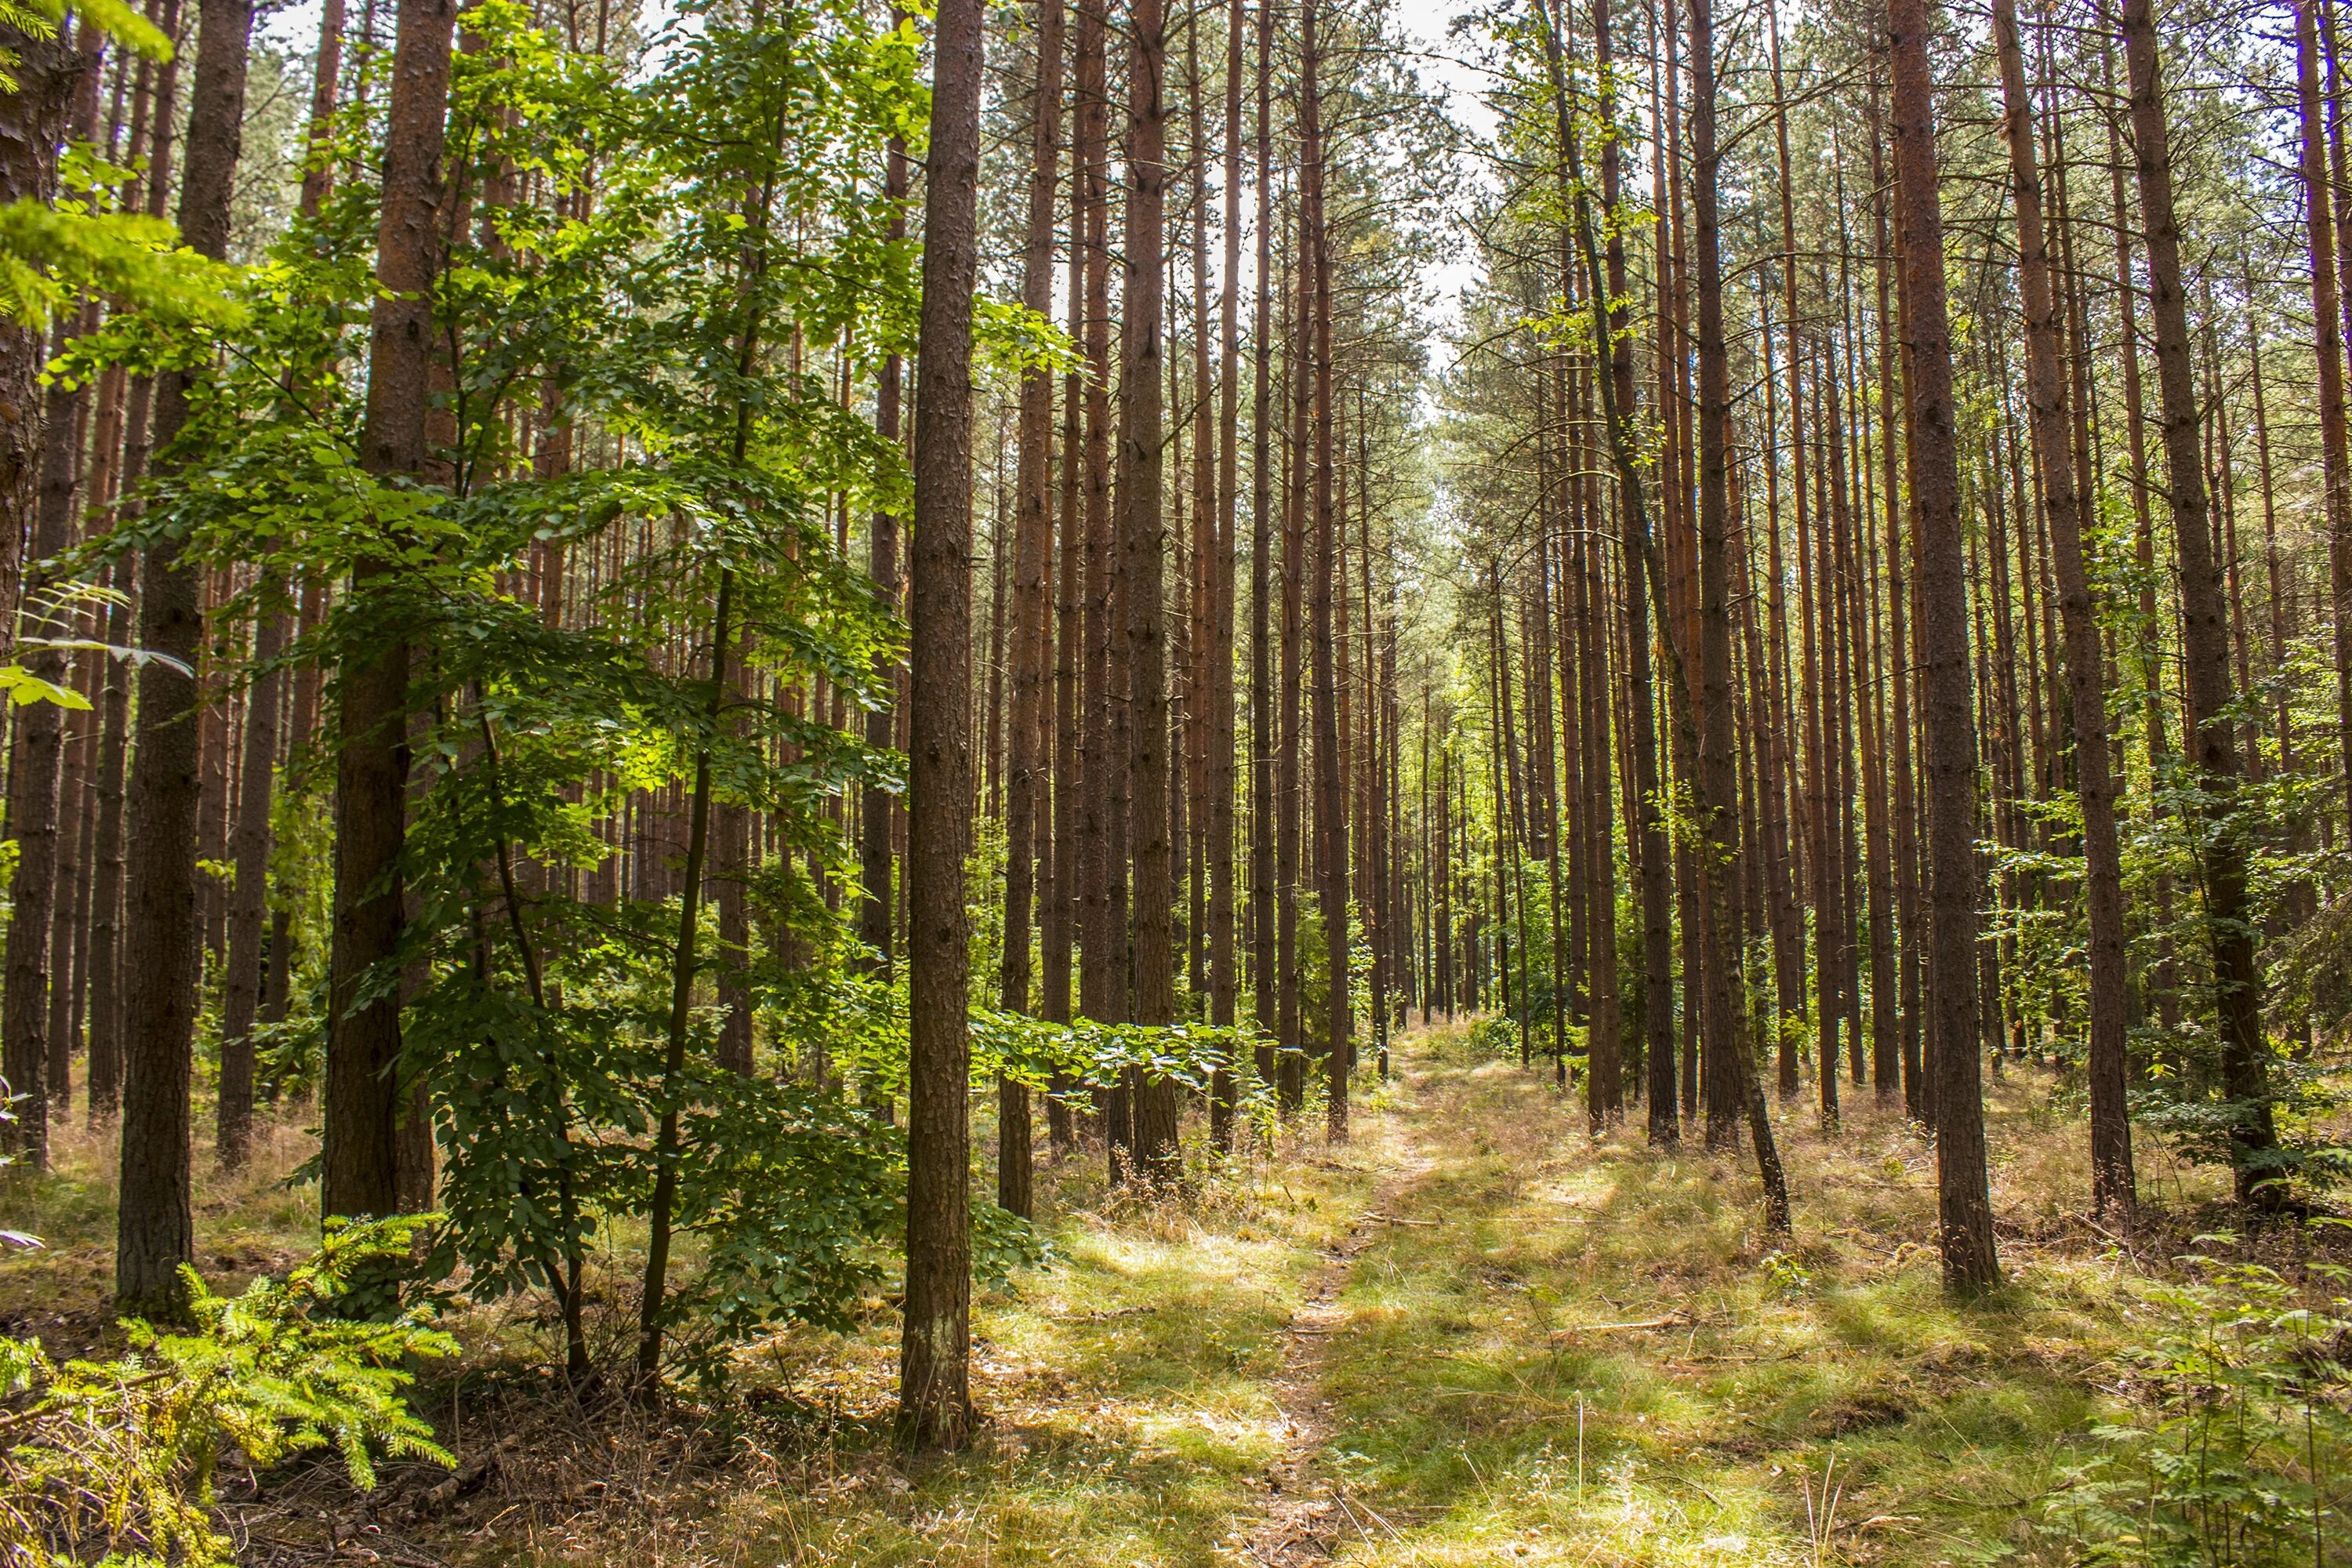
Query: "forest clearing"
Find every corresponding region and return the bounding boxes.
[6,1024,2263,1566]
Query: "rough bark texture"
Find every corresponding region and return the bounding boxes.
[1209,0,1243,1117]
[999,0,1062,1219]
[325,0,454,1228]
[84,557,133,1122]
[218,590,288,1167]
[1888,0,1998,1291]
[1994,0,2132,1215]
[861,138,907,987]
[0,22,76,673]
[1122,0,1177,1174]
[2,326,73,1163]
[898,0,982,1450]
[0,27,80,1162]
[1302,0,1349,1142]
[1246,0,1276,1079]
[2121,0,2278,1202]
[118,0,256,1314]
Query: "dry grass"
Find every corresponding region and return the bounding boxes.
[0,1028,2325,1566]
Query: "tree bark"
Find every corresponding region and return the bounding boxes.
[2121,0,2278,1203]
[0,20,77,673]
[2,318,77,1165]
[118,0,256,1314]
[861,135,906,986]
[1687,0,1759,1162]
[322,0,451,1236]
[219,585,288,1166]
[1995,0,2132,1215]
[1888,0,1998,1291]
[999,0,1062,1220]
[1245,0,1275,1089]
[1121,0,1176,1174]
[898,0,983,1449]
[1207,0,1243,1128]
[1302,0,1347,1139]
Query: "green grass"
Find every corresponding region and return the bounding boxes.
[0,1025,2294,1566]
[1290,1040,2136,1566]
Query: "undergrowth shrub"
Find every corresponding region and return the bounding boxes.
[0,1217,453,1567]
[1467,1014,1522,1059]
[2038,1240,2352,1566]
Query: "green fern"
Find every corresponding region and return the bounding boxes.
[0,1218,454,1568]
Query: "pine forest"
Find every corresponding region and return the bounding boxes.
[7,0,2352,1557]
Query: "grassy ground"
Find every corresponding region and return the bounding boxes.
[0,1021,2298,1566]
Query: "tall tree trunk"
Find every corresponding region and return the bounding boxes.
[861,135,907,986]
[1301,0,1347,1140]
[33,22,100,1113]
[218,585,287,1166]
[998,0,1064,1221]
[1276,159,1307,1116]
[1046,86,1083,1058]
[1688,0,1761,1162]
[2303,1,2352,854]
[118,0,256,1313]
[322,0,449,1236]
[0,27,82,1159]
[1122,0,1175,1174]
[1074,0,1119,1089]
[2122,0,2278,1203]
[84,556,133,1121]
[1207,0,1242,1127]
[898,0,983,1447]
[2,315,78,1165]
[1889,0,1998,1290]
[0,20,77,673]
[1246,0,1275,1084]
[1868,78,1923,1121]
[1996,0,2131,1214]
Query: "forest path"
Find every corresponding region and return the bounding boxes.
[379,1026,2127,1567]
[1240,1074,1438,1564]
[1202,1029,2130,1568]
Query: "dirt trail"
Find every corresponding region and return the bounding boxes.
[1240,1079,1436,1565]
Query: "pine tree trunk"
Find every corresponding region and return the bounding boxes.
[1889,0,1998,1290]
[1074,0,1117,1082]
[1210,0,1242,1087]
[898,0,983,1448]
[2,318,78,1164]
[1688,0,1762,1164]
[218,587,287,1166]
[1868,80,1924,1121]
[84,555,133,1121]
[0,28,82,1158]
[118,0,256,1313]
[997,0,1062,1220]
[1997,0,2132,1214]
[1276,165,1307,1117]
[0,19,77,673]
[1121,0,1176,1173]
[1246,0,1276,1081]
[322,0,449,1236]
[860,138,906,989]
[2122,0,2278,1203]
[1301,0,1347,1140]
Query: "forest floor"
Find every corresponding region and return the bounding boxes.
[0,1021,2283,1566]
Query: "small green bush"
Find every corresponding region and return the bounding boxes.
[1466,1014,1522,1058]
